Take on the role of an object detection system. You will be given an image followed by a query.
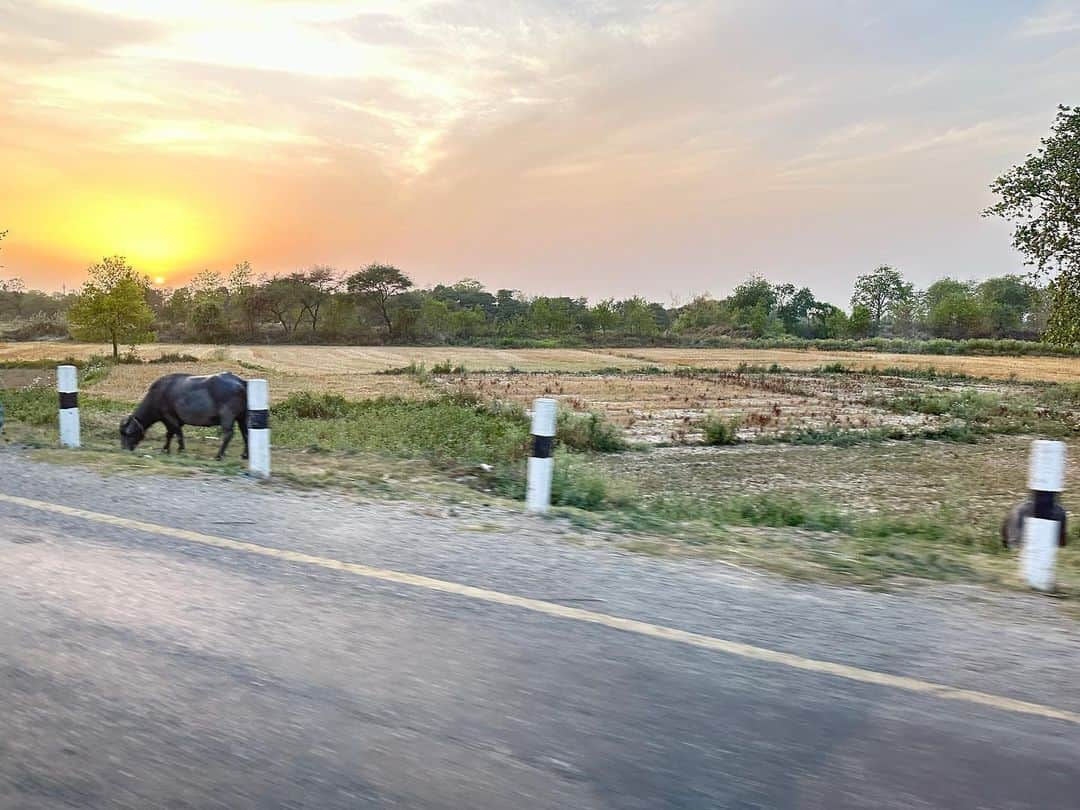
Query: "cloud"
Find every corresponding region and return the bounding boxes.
[1019,3,1080,37]
[0,0,1077,300]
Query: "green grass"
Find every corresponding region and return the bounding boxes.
[272,391,531,465]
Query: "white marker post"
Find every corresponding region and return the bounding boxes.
[526,397,557,513]
[1021,440,1067,592]
[247,379,270,478]
[57,365,80,448]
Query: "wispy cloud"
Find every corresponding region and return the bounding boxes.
[0,0,1076,298]
[1018,3,1080,37]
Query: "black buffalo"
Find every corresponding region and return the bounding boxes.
[121,372,249,460]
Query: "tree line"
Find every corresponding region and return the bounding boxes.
[1,105,1076,354]
[0,256,1053,355]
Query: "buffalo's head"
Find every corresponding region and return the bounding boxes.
[119,416,145,451]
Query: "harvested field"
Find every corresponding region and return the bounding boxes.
[5,341,1080,382]
[4,339,1080,589]
[86,361,430,402]
[607,348,1077,383]
[445,370,950,443]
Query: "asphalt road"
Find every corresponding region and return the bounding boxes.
[2,453,1079,809]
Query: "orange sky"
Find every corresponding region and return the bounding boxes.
[2,1,1079,302]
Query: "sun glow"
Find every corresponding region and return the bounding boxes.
[37,194,219,275]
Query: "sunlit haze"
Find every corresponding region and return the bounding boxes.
[2,0,1079,301]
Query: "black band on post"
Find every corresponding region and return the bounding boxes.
[1032,490,1056,520]
[59,391,78,409]
[532,435,554,459]
[248,409,270,430]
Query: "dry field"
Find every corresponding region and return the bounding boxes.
[5,340,1080,590]
[446,370,959,443]
[5,341,1080,381]
[4,340,1078,445]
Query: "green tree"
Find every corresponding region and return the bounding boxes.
[617,296,659,336]
[672,296,734,334]
[977,275,1039,337]
[417,297,453,341]
[927,292,983,339]
[67,256,155,358]
[345,264,413,336]
[851,265,913,334]
[847,304,873,338]
[191,300,229,342]
[986,105,1079,344]
[730,275,776,313]
[774,283,815,333]
[590,299,618,336]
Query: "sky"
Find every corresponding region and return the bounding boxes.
[1,0,1078,304]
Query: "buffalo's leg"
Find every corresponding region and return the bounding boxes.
[216,414,235,460]
[162,416,183,454]
[238,417,249,460]
[175,426,186,453]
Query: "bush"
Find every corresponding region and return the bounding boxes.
[701,414,741,445]
[150,352,200,364]
[557,410,627,452]
[431,360,466,375]
[274,392,354,420]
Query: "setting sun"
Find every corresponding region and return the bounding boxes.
[153,276,166,285]
[66,196,214,274]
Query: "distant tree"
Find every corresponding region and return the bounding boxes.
[590,299,618,336]
[263,276,305,336]
[67,256,155,358]
[851,265,913,333]
[927,292,984,339]
[617,297,659,336]
[291,266,339,336]
[985,106,1080,345]
[774,284,815,333]
[346,264,413,336]
[821,306,850,339]
[847,304,873,338]
[977,275,1039,337]
[433,279,497,318]
[191,300,229,343]
[672,296,733,334]
[923,278,971,313]
[161,287,194,329]
[417,297,453,341]
[730,275,776,313]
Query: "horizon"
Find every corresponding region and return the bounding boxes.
[2,1,1078,301]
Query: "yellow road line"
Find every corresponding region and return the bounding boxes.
[2,490,1078,726]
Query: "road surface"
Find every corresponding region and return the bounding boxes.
[1,453,1079,808]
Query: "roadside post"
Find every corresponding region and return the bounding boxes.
[57,365,80,448]
[248,379,270,478]
[526,397,557,513]
[1021,439,1067,592]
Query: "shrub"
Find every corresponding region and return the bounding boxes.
[701,414,742,445]
[431,360,466,375]
[275,392,353,420]
[557,410,627,452]
[150,352,200,363]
